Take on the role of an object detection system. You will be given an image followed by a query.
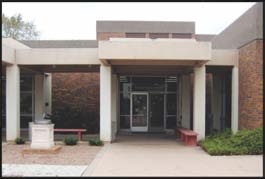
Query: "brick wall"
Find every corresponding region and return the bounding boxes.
[239,39,263,129]
[52,73,100,133]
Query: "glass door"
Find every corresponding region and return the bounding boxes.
[130,92,148,132]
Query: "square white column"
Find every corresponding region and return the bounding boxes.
[231,66,239,133]
[34,74,45,121]
[6,65,20,141]
[100,65,112,141]
[193,65,206,141]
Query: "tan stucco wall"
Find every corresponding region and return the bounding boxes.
[2,38,30,64]
[2,45,15,64]
[207,49,238,67]
[16,48,101,65]
[99,38,212,61]
[3,38,240,68]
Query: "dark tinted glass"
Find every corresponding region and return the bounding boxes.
[21,76,33,91]
[166,116,176,129]
[132,77,165,92]
[120,93,130,115]
[166,94,176,115]
[20,93,33,114]
[120,116,130,129]
[20,116,32,128]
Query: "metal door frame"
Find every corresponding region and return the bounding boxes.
[130,92,149,132]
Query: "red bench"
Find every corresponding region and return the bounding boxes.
[54,128,87,141]
[176,128,198,146]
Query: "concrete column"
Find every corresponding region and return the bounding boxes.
[44,73,52,114]
[6,65,20,141]
[100,65,112,141]
[111,74,118,141]
[34,74,45,121]
[193,65,206,140]
[231,66,239,133]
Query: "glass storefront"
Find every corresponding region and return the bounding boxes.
[1,75,34,129]
[119,76,178,131]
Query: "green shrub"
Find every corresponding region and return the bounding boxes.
[88,138,104,146]
[63,137,78,146]
[230,127,263,154]
[15,137,25,145]
[199,127,263,155]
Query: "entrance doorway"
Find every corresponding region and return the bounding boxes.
[130,92,165,133]
[131,92,148,132]
[119,76,179,133]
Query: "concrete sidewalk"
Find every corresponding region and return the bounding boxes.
[2,164,87,177]
[82,134,263,177]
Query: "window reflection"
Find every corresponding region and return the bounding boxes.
[120,93,130,115]
[21,76,33,92]
[132,77,165,92]
[119,76,179,130]
[167,94,176,115]
[1,75,34,129]
[20,93,33,114]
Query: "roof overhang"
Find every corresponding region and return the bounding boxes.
[2,44,15,65]
[207,49,238,67]
[2,38,31,65]
[16,48,101,65]
[98,38,212,66]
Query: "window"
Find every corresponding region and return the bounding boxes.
[132,77,165,92]
[120,116,130,129]
[166,94,176,115]
[149,33,169,39]
[120,93,130,115]
[126,33,146,38]
[166,116,177,129]
[119,75,179,130]
[172,33,192,39]
[20,93,33,115]
[166,76,177,92]
[1,75,34,129]
[119,76,131,129]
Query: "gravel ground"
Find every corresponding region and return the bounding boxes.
[2,142,102,165]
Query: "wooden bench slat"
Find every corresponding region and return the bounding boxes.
[54,128,87,141]
[181,130,198,136]
[54,129,87,132]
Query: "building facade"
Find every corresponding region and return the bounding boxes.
[1,3,263,142]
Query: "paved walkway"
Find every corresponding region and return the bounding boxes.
[2,134,263,177]
[2,164,87,177]
[82,133,263,177]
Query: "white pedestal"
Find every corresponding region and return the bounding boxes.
[30,123,55,149]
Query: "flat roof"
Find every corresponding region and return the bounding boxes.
[97,20,195,34]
